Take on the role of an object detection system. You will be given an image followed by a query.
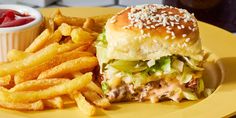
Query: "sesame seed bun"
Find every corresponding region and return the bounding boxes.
[105,4,203,61]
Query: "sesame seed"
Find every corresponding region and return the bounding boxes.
[151,25,155,28]
[166,26,171,30]
[177,26,182,29]
[166,30,171,34]
[185,38,190,42]
[182,43,187,48]
[165,35,170,40]
[188,26,193,31]
[182,34,187,37]
[171,32,175,37]
[123,4,197,40]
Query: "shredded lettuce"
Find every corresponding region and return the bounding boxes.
[160,56,171,74]
[197,78,204,94]
[96,30,107,46]
[110,60,147,73]
[132,73,149,87]
[172,59,184,72]
[180,66,193,83]
[183,56,204,71]
[144,56,171,75]
[96,31,109,72]
[101,82,109,93]
[181,73,193,84]
[183,90,198,100]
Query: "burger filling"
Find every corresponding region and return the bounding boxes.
[96,31,205,103]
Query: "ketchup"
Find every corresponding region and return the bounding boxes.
[0,9,35,28]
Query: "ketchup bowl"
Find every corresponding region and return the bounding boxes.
[0,4,43,62]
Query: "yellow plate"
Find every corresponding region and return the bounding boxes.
[0,7,236,118]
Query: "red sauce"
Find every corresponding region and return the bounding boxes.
[0,9,35,28]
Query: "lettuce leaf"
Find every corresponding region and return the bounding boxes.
[183,90,198,100]
[96,31,109,72]
[160,56,171,73]
[110,60,147,73]
[101,82,109,93]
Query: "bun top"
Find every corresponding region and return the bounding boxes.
[105,4,203,61]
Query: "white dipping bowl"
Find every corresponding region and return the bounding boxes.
[0,4,43,62]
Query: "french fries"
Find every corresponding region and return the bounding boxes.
[54,12,85,27]
[0,9,111,116]
[90,14,113,32]
[71,28,95,44]
[43,97,63,109]
[61,95,75,105]
[0,75,11,86]
[0,43,59,76]
[25,29,51,53]
[45,17,55,33]
[57,43,90,54]
[71,91,96,116]
[44,29,62,46]
[0,100,44,111]
[86,82,104,96]
[83,18,95,30]
[10,79,70,92]
[14,49,93,84]
[7,49,31,61]
[0,73,92,103]
[58,23,72,36]
[83,90,111,108]
[73,73,103,96]
[38,57,97,79]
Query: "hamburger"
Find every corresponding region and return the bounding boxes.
[96,4,205,103]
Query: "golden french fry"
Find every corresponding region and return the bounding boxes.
[10,79,70,92]
[86,45,96,54]
[44,29,62,46]
[0,73,92,103]
[58,23,72,36]
[54,13,85,27]
[0,43,59,77]
[43,97,63,109]
[71,28,95,44]
[72,72,83,77]
[0,75,11,86]
[38,57,97,79]
[83,18,95,30]
[86,82,104,96]
[14,50,93,84]
[7,49,32,61]
[90,14,113,32]
[57,43,90,54]
[0,100,44,111]
[25,29,50,53]
[71,91,96,116]
[61,95,75,105]
[73,73,103,96]
[45,17,55,33]
[83,90,111,108]
[50,9,61,19]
